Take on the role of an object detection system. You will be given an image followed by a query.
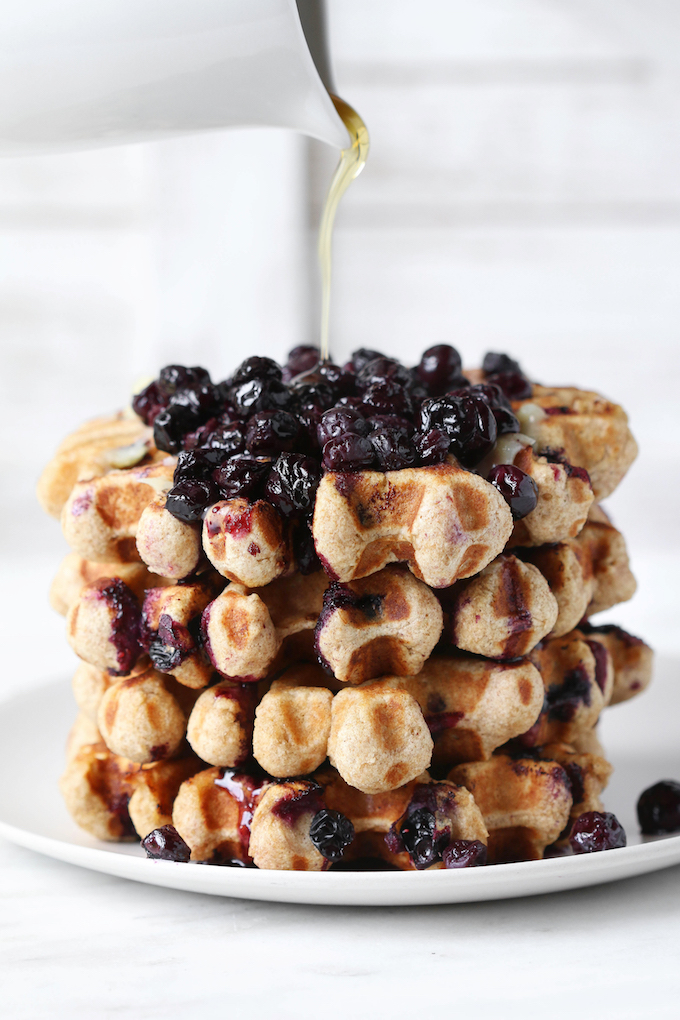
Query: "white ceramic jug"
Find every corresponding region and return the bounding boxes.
[0,0,348,155]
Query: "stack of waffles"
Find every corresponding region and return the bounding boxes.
[39,352,652,870]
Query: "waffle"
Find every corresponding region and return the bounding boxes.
[41,347,651,870]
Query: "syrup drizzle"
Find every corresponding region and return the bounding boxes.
[317,95,369,362]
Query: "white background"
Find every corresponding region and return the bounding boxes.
[0,2,679,1016]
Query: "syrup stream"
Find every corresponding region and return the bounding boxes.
[317,95,369,362]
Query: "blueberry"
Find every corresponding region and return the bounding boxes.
[309,809,355,861]
[318,362,356,398]
[230,378,295,418]
[361,379,413,418]
[637,781,680,835]
[173,449,214,483]
[142,824,191,863]
[200,422,245,457]
[394,808,438,869]
[465,382,511,410]
[370,427,417,471]
[165,478,218,523]
[159,364,211,395]
[317,407,369,448]
[298,408,322,453]
[482,352,523,376]
[442,840,488,868]
[569,811,626,853]
[153,404,201,454]
[420,393,497,468]
[366,414,414,437]
[213,454,271,500]
[245,410,302,456]
[335,395,366,412]
[417,344,465,395]
[291,517,321,574]
[283,345,319,381]
[345,348,385,374]
[357,356,412,391]
[322,434,377,472]
[293,381,335,412]
[487,371,533,402]
[264,453,321,517]
[413,428,450,466]
[492,407,521,435]
[132,380,168,425]
[486,464,538,519]
[164,387,220,430]
[231,356,282,385]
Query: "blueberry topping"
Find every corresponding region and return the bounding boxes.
[132,380,168,425]
[200,422,245,456]
[486,464,538,519]
[637,781,680,835]
[153,403,201,454]
[232,356,282,385]
[357,356,413,391]
[417,344,464,395]
[569,811,626,853]
[264,453,321,518]
[283,345,319,380]
[213,454,271,500]
[442,840,488,868]
[245,410,302,456]
[492,407,522,435]
[367,414,414,436]
[413,427,450,465]
[467,382,511,410]
[345,347,385,374]
[165,478,218,523]
[318,362,356,397]
[142,824,192,862]
[385,784,458,869]
[293,381,335,412]
[230,378,295,418]
[173,448,213,483]
[322,433,377,472]
[487,371,533,401]
[317,406,370,447]
[482,352,522,376]
[309,809,355,861]
[291,517,321,574]
[361,379,413,418]
[420,393,497,467]
[369,426,417,470]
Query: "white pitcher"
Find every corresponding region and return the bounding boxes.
[0,0,348,155]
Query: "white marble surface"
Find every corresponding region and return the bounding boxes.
[1,836,679,1018]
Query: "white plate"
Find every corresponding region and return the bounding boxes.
[1,658,679,906]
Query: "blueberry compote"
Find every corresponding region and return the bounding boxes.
[637,781,680,835]
[132,347,535,544]
[142,824,191,863]
[569,811,626,854]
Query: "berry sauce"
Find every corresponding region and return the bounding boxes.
[94,578,142,676]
